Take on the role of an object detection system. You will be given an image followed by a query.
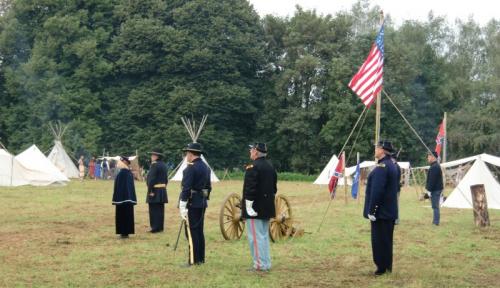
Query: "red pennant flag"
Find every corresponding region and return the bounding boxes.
[328,152,345,199]
[435,121,445,157]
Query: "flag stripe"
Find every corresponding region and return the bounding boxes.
[349,25,384,107]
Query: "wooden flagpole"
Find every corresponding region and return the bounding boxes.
[343,151,347,204]
[375,11,384,145]
[443,112,447,163]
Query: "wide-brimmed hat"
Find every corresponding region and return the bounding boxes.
[148,148,164,157]
[120,156,131,165]
[248,142,267,153]
[375,140,395,153]
[182,142,204,154]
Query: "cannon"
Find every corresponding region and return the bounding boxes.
[219,192,295,242]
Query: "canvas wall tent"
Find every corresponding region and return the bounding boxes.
[170,115,219,182]
[442,154,500,209]
[15,145,69,186]
[47,122,79,178]
[0,149,30,186]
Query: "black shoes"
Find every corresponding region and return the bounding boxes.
[148,229,163,233]
[120,234,129,239]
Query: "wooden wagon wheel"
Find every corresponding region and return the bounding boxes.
[269,194,293,242]
[219,192,245,240]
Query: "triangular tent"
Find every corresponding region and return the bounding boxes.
[170,115,219,182]
[15,145,69,186]
[313,154,339,185]
[47,122,80,178]
[442,158,500,209]
[47,122,79,178]
[0,149,30,186]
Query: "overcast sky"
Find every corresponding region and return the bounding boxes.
[248,0,499,26]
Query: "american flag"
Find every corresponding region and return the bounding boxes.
[348,24,384,107]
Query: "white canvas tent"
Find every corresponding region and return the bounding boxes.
[15,145,69,186]
[0,149,30,186]
[48,141,79,178]
[442,156,500,209]
[170,115,219,182]
[315,156,411,186]
[313,154,339,185]
[47,122,79,178]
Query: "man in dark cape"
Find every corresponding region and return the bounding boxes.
[112,156,137,238]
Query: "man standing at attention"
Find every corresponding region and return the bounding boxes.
[242,143,277,272]
[426,151,443,226]
[364,140,399,276]
[178,142,211,266]
[147,149,168,233]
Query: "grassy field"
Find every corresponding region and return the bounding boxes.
[1,180,499,287]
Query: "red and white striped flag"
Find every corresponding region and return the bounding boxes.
[348,24,384,107]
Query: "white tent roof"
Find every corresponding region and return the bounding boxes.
[15,145,69,186]
[442,158,500,209]
[170,155,219,182]
[47,140,79,178]
[344,160,410,176]
[313,154,339,185]
[0,149,30,186]
[414,153,500,169]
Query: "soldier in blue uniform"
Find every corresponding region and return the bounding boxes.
[363,140,399,276]
[426,151,443,226]
[178,142,211,265]
[242,143,277,272]
[146,149,168,233]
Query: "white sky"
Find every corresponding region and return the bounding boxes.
[248,0,499,26]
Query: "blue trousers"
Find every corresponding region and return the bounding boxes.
[371,219,395,272]
[246,218,271,270]
[430,190,442,225]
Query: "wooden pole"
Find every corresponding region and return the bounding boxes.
[470,184,490,227]
[343,151,348,204]
[374,11,384,146]
[443,112,447,163]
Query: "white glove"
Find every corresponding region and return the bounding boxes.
[426,191,431,197]
[179,200,188,220]
[368,214,376,222]
[245,200,258,217]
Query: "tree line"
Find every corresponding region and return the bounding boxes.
[0,0,498,173]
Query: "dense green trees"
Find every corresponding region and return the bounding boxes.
[0,0,498,172]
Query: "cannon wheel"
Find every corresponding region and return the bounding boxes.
[269,194,293,242]
[219,192,245,240]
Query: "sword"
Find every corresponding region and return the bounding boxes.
[173,219,185,251]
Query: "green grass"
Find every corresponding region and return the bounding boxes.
[1,180,499,287]
[214,170,317,182]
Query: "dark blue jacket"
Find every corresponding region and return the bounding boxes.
[242,157,277,220]
[363,155,399,220]
[146,160,168,204]
[112,168,137,205]
[426,161,443,192]
[180,158,212,209]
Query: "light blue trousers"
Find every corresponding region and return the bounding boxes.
[246,218,271,270]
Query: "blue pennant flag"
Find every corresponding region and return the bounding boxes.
[351,159,361,199]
